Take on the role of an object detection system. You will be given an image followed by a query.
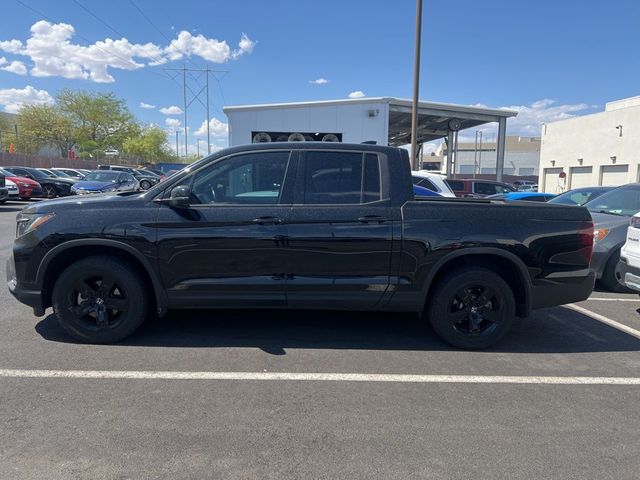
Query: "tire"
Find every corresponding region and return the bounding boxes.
[600,249,633,293]
[52,255,149,343]
[42,184,57,198]
[139,180,151,190]
[427,267,516,349]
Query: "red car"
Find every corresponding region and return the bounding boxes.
[0,168,43,199]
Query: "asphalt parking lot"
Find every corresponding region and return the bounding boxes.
[1,200,640,479]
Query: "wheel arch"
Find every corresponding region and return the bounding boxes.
[422,248,532,317]
[36,239,167,315]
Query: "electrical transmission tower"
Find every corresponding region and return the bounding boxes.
[163,65,227,158]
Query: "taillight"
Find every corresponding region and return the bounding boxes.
[631,216,640,229]
[579,221,595,264]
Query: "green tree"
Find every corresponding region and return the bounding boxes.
[56,89,137,150]
[122,125,172,161]
[17,104,75,156]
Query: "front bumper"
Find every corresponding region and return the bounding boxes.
[618,258,640,292]
[531,270,596,309]
[6,252,45,316]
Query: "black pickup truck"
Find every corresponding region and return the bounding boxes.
[7,143,595,348]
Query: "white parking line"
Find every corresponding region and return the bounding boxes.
[586,298,640,302]
[565,303,640,340]
[0,369,639,385]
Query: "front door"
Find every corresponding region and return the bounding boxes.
[156,150,295,309]
[286,149,393,310]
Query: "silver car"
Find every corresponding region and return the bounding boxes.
[584,184,640,292]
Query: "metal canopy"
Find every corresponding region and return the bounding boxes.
[387,99,517,146]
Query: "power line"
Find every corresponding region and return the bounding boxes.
[127,0,172,43]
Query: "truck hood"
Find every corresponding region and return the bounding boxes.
[22,191,147,214]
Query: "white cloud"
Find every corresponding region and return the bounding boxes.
[139,102,155,109]
[159,105,183,115]
[194,117,229,139]
[0,57,6,66]
[348,90,365,99]
[309,78,329,85]
[0,85,53,113]
[0,21,256,83]
[165,118,182,132]
[1,61,27,75]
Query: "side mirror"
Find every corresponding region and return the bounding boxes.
[167,185,191,208]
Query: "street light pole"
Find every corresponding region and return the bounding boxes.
[175,131,179,161]
[410,0,423,171]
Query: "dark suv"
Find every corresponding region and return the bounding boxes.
[445,179,516,198]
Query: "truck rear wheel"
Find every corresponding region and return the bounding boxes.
[427,267,515,349]
[52,255,148,343]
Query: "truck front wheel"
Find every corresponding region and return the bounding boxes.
[52,255,148,343]
[427,267,515,349]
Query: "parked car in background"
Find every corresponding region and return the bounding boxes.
[413,184,441,197]
[584,184,640,292]
[142,167,166,181]
[96,165,159,190]
[445,178,516,198]
[4,167,72,198]
[548,186,613,206]
[513,180,538,191]
[71,171,139,195]
[4,179,19,200]
[487,192,556,202]
[37,168,74,179]
[0,168,43,200]
[0,171,7,204]
[412,171,455,197]
[619,213,640,292]
[51,168,87,180]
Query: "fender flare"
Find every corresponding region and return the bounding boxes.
[421,247,533,316]
[36,238,168,314]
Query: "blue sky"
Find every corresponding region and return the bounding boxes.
[0,0,638,152]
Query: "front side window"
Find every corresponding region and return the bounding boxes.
[302,151,382,205]
[188,151,290,205]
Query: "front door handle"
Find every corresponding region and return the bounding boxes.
[252,216,284,225]
[357,215,387,224]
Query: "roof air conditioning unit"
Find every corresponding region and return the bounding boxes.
[321,133,339,142]
[288,133,306,142]
[252,132,272,143]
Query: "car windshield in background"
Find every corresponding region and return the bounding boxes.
[23,169,50,180]
[84,171,121,182]
[584,185,640,216]
[549,187,613,205]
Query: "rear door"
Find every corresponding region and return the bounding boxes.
[286,149,393,309]
[155,149,295,308]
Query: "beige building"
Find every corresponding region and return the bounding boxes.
[539,96,640,193]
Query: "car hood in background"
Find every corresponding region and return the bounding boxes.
[73,181,116,190]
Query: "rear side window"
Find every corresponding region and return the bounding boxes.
[446,180,464,191]
[414,177,438,192]
[303,151,382,204]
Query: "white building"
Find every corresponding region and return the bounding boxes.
[223,97,517,180]
[539,96,640,193]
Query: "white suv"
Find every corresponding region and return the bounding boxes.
[620,213,640,292]
[411,171,456,197]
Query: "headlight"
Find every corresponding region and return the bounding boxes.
[16,181,29,187]
[16,212,55,237]
[594,228,610,242]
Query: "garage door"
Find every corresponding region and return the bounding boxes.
[569,166,593,189]
[600,165,629,186]
[543,167,564,193]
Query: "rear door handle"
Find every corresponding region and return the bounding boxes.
[252,216,284,225]
[357,215,387,224]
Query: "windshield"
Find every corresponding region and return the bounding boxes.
[51,170,72,178]
[584,185,640,216]
[549,188,610,206]
[84,171,121,182]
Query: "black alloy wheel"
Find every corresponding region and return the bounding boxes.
[427,267,515,349]
[52,255,148,343]
[139,180,152,190]
[42,184,57,198]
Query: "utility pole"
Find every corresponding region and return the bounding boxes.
[197,139,201,157]
[175,131,179,161]
[164,66,228,159]
[410,0,423,171]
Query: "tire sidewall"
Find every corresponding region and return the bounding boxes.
[427,267,516,349]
